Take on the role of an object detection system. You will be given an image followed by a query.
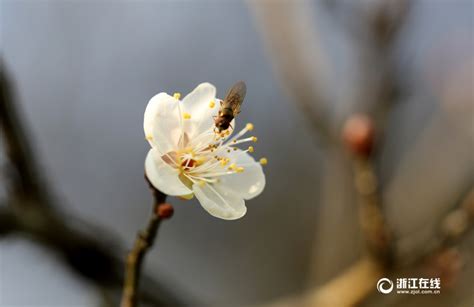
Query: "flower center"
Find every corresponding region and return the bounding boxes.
[159,116,267,188]
[180,157,197,171]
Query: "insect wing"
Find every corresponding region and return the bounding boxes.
[224,81,246,115]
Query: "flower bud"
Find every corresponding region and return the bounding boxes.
[156,203,174,219]
[342,114,375,157]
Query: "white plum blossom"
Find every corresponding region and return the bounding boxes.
[144,83,266,220]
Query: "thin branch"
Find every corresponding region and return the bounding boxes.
[0,61,51,207]
[353,158,394,267]
[347,0,410,268]
[121,177,171,307]
[409,186,474,268]
[0,206,18,235]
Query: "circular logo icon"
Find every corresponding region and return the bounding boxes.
[377,278,394,294]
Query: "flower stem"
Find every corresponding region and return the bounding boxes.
[120,176,170,307]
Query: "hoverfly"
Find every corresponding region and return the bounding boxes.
[215,81,247,132]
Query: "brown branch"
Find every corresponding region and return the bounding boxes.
[0,206,18,235]
[346,0,411,269]
[121,178,172,307]
[410,186,474,268]
[311,2,410,305]
[353,158,394,267]
[0,61,52,207]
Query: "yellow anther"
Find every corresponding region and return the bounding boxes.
[198,180,206,187]
[220,159,229,166]
[228,163,237,171]
[246,123,254,131]
[145,134,153,141]
[209,100,215,108]
[251,136,258,142]
[248,146,254,153]
[236,167,244,173]
[173,92,181,100]
[183,112,191,119]
[259,157,268,165]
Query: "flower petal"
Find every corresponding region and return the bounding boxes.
[145,149,192,196]
[193,183,246,220]
[182,83,219,137]
[144,92,182,153]
[144,93,161,138]
[219,150,266,200]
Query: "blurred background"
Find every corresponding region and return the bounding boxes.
[0,0,473,306]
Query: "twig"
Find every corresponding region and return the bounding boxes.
[353,158,394,266]
[121,178,172,307]
[0,61,52,207]
[347,0,410,269]
[0,206,18,235]
[408,186,474,268]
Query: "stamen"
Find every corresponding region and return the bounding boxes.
[246,123,254,131]
[248,146,254,153]
[173,92,181,100]
[230,137,257,146]
[188,155,225,174]
[209,100,215,108]
[225,124,251,144]
[183,112,191,119]
[186,174,218,184]
[145,134,153,141]
[198,170,238,178]
[259,157,268,165]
